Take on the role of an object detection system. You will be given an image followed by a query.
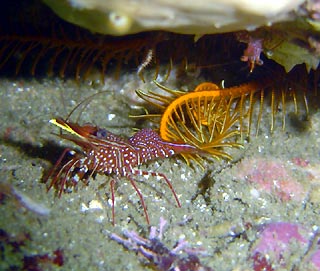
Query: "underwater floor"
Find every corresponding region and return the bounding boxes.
[0,66,320,270]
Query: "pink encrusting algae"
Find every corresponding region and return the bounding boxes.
[250,222,320,270]
[311,250,320,269]
[236,157,307,201]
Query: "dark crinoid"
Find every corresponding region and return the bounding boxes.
[0,1,244,83]
[0,2,168,81]
[0,24,165,81]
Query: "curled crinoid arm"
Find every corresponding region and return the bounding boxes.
[109,217,214,271]
[159,91,243,165]
[134,81,244,164]
[137,49,154,82]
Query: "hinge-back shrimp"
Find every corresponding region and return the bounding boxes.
[45,118,199,225]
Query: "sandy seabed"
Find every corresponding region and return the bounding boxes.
[0,67,320,270]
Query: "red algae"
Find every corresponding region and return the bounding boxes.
[0,228,63,270]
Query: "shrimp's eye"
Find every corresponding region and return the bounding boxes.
[95,128,108,139]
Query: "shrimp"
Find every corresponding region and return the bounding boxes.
[45,118,199,224]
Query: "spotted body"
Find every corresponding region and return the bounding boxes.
[46,118,198,224]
